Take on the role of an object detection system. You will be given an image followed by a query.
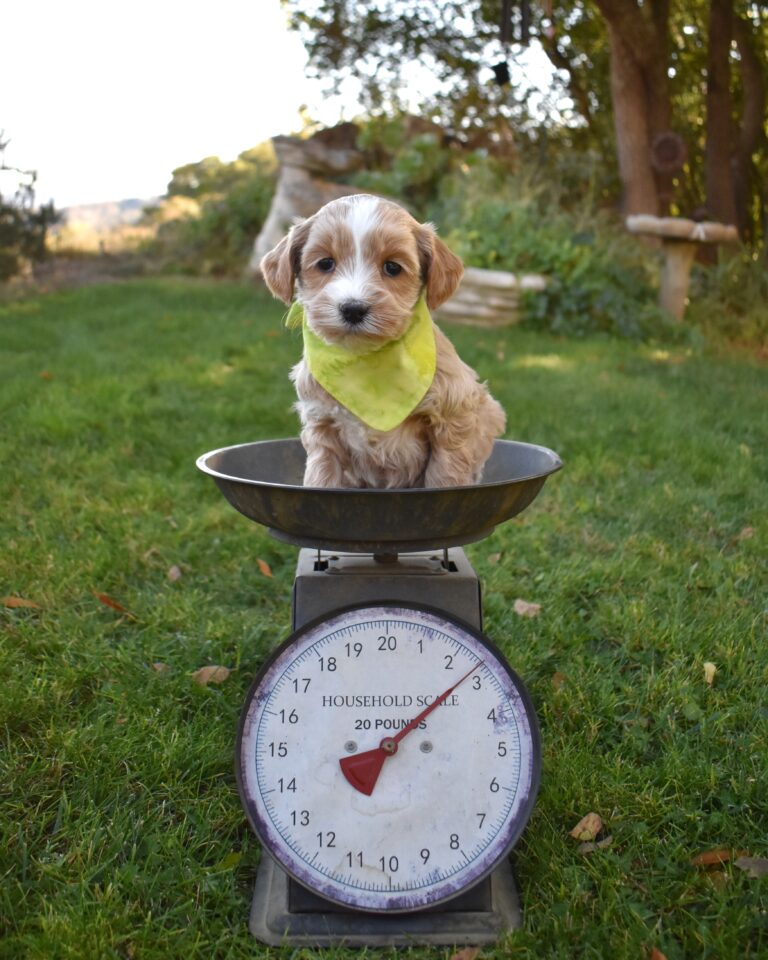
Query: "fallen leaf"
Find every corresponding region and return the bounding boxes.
[513,598,541,618]
[93,592,137,620]
[649,949,668,960]
[116,717,127,725]
[257,558,273,578]
[703,661,716,686]
[167,564,183,582]
[551,671,567,690]
[578,835,613,854]
[734,856,768,878]
[2,596,41,609]
[487,553,501,565]
[152,662,170,673]
[39,370,53,380]
[210,851,242,872]
[682,700,703,722]
[570,812,603,842]
[708,870,730,890]
[192,665,231,687]
[691,848,748,868]
[736,526,754,541]
[449,949,481,960]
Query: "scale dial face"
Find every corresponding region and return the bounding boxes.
[237,603,540,913]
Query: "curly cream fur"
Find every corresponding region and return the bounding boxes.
[261,195,506,489]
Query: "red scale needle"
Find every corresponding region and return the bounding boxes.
[339,660,483,796]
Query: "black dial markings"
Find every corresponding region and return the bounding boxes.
[244,611,535,903]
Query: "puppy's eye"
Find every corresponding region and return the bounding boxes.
[383,261,402,277]
[316,258,335,273]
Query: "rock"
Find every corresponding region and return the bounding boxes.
[249,124,365,274]
[434,266,548,327]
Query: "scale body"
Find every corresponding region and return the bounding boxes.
[197,439,562,947]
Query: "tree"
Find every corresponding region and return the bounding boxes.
[282,0,767,242]
[0,132,60,281]
[593,0,766,231]
[143,143,277,275]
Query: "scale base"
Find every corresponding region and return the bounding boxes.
[247,548,523,946]
[249,856,522,947]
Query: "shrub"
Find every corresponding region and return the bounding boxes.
[0,192,60,282]
[687,251,768,348]
[431,156,675,340]
[351,114,453,219]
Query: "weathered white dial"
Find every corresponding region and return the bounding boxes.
[237,603,540,912]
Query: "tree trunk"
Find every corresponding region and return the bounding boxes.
[605,20,660,216]
[705,0,738,227]
[732,14,767,242]
[596,0,674,217]
[646,0,675,211]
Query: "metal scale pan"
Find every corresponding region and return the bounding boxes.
[195,438,562,554]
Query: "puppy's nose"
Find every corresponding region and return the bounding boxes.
[339,300,370,326]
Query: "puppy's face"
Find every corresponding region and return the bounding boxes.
[261,196,463,346]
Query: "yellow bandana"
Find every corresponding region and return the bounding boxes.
[285,295,436,432]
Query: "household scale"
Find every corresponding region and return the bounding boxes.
[197,438,561,947]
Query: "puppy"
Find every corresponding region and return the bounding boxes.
[260,194,505,489]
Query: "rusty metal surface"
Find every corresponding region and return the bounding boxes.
[249,853,521,945]
[196,438,562,553]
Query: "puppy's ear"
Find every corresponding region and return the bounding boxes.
[259,218,311,304]
[417,225,464,310]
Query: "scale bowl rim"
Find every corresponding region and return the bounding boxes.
[195,437,563,494]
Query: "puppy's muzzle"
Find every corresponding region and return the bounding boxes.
[340,300,370,326]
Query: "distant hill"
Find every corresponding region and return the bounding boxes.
[52,197,161,253]
[61,198,159,232]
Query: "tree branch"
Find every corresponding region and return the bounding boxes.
[538,34,594,128]
[593,0,657,63]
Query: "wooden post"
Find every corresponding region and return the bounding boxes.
[659,240,698,320]
[625,215,739,321]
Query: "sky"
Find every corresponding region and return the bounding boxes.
[1,0,356,208]
[2,0,556,210]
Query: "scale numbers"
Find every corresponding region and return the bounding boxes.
[237,603,540,912]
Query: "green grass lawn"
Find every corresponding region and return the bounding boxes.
[1,278,766,959]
